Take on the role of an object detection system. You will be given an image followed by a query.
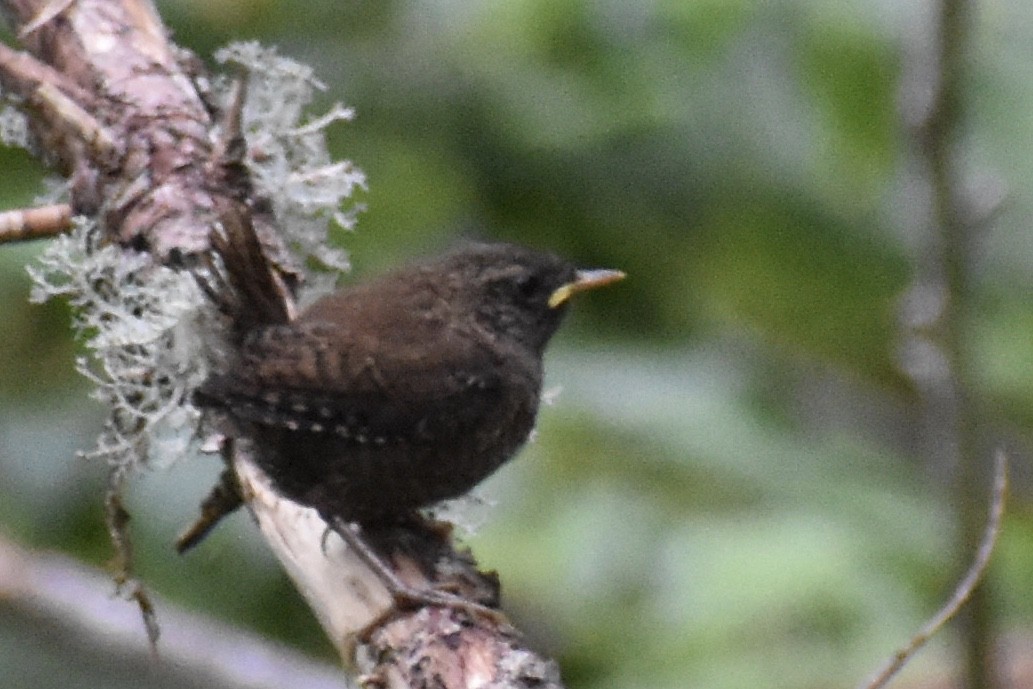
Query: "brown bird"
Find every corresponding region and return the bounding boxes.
[194,242,624,527]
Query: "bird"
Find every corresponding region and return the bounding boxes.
[193,242,624,527]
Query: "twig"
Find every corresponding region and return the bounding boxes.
[32,81,120,161]
[175,464,243,554]
[0,42,92,104]
[104,473,161,647]
[210,72,247,166]
[0,202,72,242]
[857,450,1008,689]
[18,0,77,37]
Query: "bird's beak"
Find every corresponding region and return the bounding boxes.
[548,268,626,308]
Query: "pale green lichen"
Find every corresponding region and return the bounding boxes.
[215,42,367,288]
[0,101,31,150]
[27,217,211,473]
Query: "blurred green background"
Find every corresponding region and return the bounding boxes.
[2,1,1033,688]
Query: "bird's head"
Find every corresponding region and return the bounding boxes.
[435,243,624,354]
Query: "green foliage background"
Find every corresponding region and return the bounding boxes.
[2,1,1033,688]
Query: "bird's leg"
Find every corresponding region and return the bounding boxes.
[326,516,506,635]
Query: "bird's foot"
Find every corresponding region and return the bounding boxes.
[361,581,507,641]
[327,517,506,638]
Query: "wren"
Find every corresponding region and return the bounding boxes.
[194,242,624,527]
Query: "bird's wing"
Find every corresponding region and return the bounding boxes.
[196,318,529,444]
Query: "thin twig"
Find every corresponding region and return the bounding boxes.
[0,203,73,242]
[33,81,120,161]
[104,474,161,647]
[0,42,92,105]
[18,0,78,37]
[210,72,248,166]
[858,451,1008,689]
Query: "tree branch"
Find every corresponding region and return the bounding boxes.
[0,1,565,686]
[0,533,345,689]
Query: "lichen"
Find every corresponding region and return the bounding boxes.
[0,101,32,150]
[27,217,211,473]
[215,41,367,289]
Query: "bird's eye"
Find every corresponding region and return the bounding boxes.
[515,273,542,298]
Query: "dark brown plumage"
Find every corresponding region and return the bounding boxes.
[195,242,623,525]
